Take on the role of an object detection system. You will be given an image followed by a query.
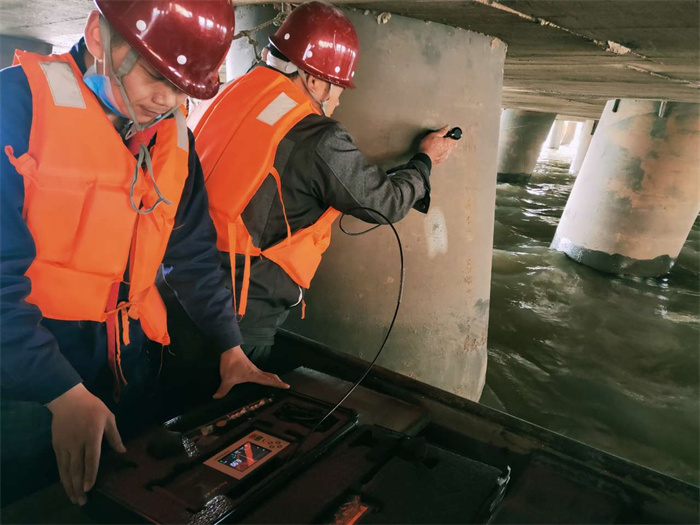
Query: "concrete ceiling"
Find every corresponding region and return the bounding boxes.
[1,0,698,118]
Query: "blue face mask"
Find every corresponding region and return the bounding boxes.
[83,64,128,119]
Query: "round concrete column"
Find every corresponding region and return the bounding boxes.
[284,9,506,401]
[1,35,51,69]
[552,99,700,276]
[225,5,279,82]
[560,121,578,146]
[496,109,556,183]
[546,120,566,149]
[569,119,597,174]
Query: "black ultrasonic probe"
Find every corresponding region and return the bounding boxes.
[445,127,462,140]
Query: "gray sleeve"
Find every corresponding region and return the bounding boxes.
[313,122,432,224]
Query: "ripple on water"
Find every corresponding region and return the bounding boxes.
[486,148,700,485]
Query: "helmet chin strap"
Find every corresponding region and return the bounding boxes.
[98,16,178,135]
[98,15,175,214]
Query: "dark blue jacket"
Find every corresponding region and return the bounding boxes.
[0,40,242,405]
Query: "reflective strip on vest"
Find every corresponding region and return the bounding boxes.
[39,61,86,109]
[173,109,189,151]
[256,92,299,126]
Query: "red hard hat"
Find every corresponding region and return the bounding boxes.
[269,2,359,89]
[94,0,235,100]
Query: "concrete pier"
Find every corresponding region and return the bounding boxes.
[570,119,597,174]
[496,109,557,183]
[552,99,700,276]
[546,120,566,149]
[225,5,279,82]
[285,8,506,401]
[0,35,51,69]
[560,121,578,146]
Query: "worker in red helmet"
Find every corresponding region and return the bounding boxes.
[174,2,458,373]
[0,0,287,506]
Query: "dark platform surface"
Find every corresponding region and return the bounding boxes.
[2,334,699,524]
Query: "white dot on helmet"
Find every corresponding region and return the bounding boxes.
[136,20,147,31]
[334,66,341,73]
[284,33,290,40]
[177,55,187,65]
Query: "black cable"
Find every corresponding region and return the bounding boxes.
[285,206,405,463]
[338,221,381,236]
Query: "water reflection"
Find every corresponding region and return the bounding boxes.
[485,147,700,485]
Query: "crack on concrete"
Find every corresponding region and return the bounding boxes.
[505,87,605,100]
[472,0,651,59]
[624,64,700,89]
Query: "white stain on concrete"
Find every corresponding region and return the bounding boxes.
[425,207,449,259]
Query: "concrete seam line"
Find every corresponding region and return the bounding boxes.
[624,65,700,90]
[469,0,653,61]
[466,0,699,90]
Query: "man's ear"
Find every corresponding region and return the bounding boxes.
[84,10,105,60]
[307,75,330,99]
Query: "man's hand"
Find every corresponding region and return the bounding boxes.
[419,125,459,166]
[213,346,290,399]
[46,384,126,506]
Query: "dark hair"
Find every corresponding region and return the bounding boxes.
[268,43,290,62]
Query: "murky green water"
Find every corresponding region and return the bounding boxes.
[485,147,700,485]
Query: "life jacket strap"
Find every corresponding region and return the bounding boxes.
[227,221,239,315]
[239,239,253,316]
[270,167,292,245]
[105,283,130,401]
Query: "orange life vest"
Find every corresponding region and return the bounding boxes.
[4,50,190,381]
[190,67,341,316]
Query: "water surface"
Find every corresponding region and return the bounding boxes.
[485,146,700,485]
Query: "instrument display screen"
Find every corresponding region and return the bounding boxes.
[218,442,271,473]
